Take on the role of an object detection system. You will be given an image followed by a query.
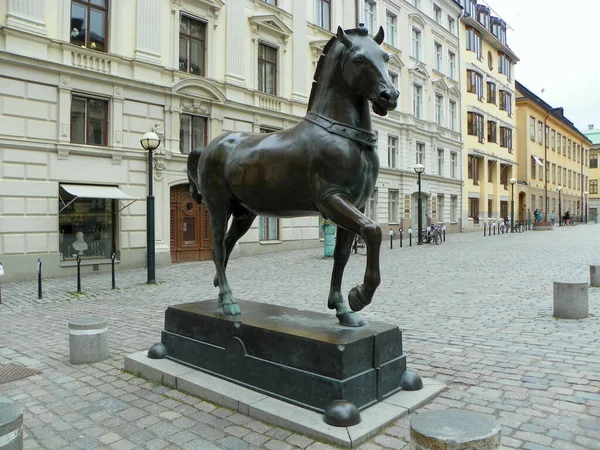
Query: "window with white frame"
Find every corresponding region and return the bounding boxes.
[259,217,279,240]
[385,10,397,47]
[530,116,536,141]
[388,190,399,223]
[258,43,277,95]
[413,83,423,118]
[437,148,444,176]
[466,27,482,59]
[389,71,398,89]
[467,70,483,100]
[437,194,444,222]
[448,17,455,34]
[434,42,442,71]
[412,0,421,9]
[450,195,457,222]
[498,52,511,79]
[411,27,422,60]
[433,4,442,23]
[448,51,456,79]
[449,100,457,131]
[388,135,398,168]
[416,142,425,164]
[71,0,109,52]
[179,15,207,76]
[180,114,207,155]
[537,121,543,144]
[315,0,331,30]
[435,94,443,126]
[450,152,457,178]
[71,95,108,146]
[366,188,378,220]
[364,0,376,33]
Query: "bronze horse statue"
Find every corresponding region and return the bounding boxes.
[187,25,398,327]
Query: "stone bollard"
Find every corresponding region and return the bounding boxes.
[410,409,501,450]
[553,282,588,319]
[0,402,23,450]
[69,317,110,364]
[590,266,600,288]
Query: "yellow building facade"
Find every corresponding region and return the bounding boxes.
[582,125,600,222]
[515,82,592,224]
[457,0,519,231]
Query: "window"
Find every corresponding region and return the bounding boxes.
[259,217,279,240]
[385,10,397,47]
[530,156,537,180]
[562,136,567,155]
[467,70,483,100]
[435,94,444,126]
[449,100,457,131]
[557,166,561,185]
[433,4,442,23]
[487,82,496,104]
[467,112,484,142]
[258,43,277,95]
[412,0,421,9]
[468,155,479,183]
[179,15,207,76]
[545,126,549,148]
[466,27,482,59]
[438,194,444,222]
[530,117,536,141]
[568,170,572,188]
[591,180,598,195]
[389,71,399,89]
[538,121,543,144]
[180,114,207,155]
[364,0,376,33]
[70,0,108,52]
[416,142,425,164]
[568,140,572,159]
[262,0,277,4]
[450,152,457,178]
[58,185,115,262]
[590,153,598,168]
[477,8,489,28]
[500,164,508,187]
[498,53,511,79]
[388,190,399,223]
[412,27,422,60]
[557,133,562,152]
[450,196,457,222]
[448,17,455,34]
[71,95,108,146]
[413,84,423,118]
[388,135,398,168]
[469,198,479,221]
[487,121,497,143]
[366,188,378,220]
[438,148,444,176]
[434,42,442,71]
[500,127,512,150]
[448,51,456,79]
[552,164,556,183]
[487,161,494,183]
[563,168,567,185]
[499,90,512,115]
[315,0,331,30]
[551,130,556,151]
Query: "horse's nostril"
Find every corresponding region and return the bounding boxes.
[380,91,391,101]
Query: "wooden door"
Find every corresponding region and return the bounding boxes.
[170,184,212,263]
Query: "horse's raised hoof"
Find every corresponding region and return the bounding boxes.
[222,302,241,316]
[348,285,371,312]
[337,311,364,327]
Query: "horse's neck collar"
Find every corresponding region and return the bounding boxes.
[304,112,377,148]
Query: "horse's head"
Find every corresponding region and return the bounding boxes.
[336,25,398,116]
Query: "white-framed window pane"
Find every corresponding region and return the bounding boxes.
[259,216,279,240]
[385,11,396,47]
[388,190,398,223]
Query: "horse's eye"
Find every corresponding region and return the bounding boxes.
[355,55,368,64]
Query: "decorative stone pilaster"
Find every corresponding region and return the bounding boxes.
[225,0,246,85]
[6,0,47,36]
[135,0,162,65]
[291,0,308,102]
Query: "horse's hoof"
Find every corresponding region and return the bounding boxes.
[348,286,370,312]
[213,274,219,287]
[222,302,241,315]
[337,312,364,327]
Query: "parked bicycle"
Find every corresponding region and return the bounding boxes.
[513,221,526,233]
[421,224,443,245]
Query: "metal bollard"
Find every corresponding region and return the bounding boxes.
[409,227,413,246]
[483,223,487,237]
[400,229,403,248]
[111,253,116,289]
[389,229,394,249]
[37,258,42,299]
[76,255,82,293]
[442,225,446,242]
[0,262,4,304]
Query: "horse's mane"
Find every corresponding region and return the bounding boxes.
[307,26,369,111]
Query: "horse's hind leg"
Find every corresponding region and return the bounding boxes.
[205,199,240,315]
[213,212,257,287]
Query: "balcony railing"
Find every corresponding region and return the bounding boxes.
[71,49,112,74]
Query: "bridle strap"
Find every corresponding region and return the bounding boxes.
[304,112,377,148]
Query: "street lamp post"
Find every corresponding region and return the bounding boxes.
[557,186,563,227]
[414,164,425,245]
[509,177,516,233]
[584,191,589,224]
[140,131,161,284]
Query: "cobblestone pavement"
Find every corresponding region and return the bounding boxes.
[1,225,600,450]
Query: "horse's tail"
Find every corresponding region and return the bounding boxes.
[187,147,203,205]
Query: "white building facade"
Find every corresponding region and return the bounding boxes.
[0,0,463,281]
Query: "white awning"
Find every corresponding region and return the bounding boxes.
[61,184,136,200]
[532,155,544,167]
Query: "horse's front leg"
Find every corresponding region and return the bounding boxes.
[327,226,364,327]
[321,194,382,313]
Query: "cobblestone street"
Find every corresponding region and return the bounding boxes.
[1,225,599,450]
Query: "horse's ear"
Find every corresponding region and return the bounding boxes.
[373,26,384,45]
[336,26,352,48]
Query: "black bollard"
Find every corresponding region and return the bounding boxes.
[443,226,446,242]
[389,231,393,249]
[409,229,413,247]
[483,223,487,237]
[111,253,116,289]
[76,255,82,293]
[37,258,42,299]
[400,229,403,248]
[0,262,3,304]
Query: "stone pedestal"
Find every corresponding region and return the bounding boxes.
[590,265,600,287]
[553,282,589,319]
[0,402,23,450]
[68,317,110,364]
[410,409,501,449]
[161,300,406,413]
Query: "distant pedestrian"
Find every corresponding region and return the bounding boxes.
[564,211,571,226]
[535,209,542,222]
[550,211,556,227]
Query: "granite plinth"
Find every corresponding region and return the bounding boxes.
[161,300,406,413]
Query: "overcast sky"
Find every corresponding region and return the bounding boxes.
[486,0,598,133]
